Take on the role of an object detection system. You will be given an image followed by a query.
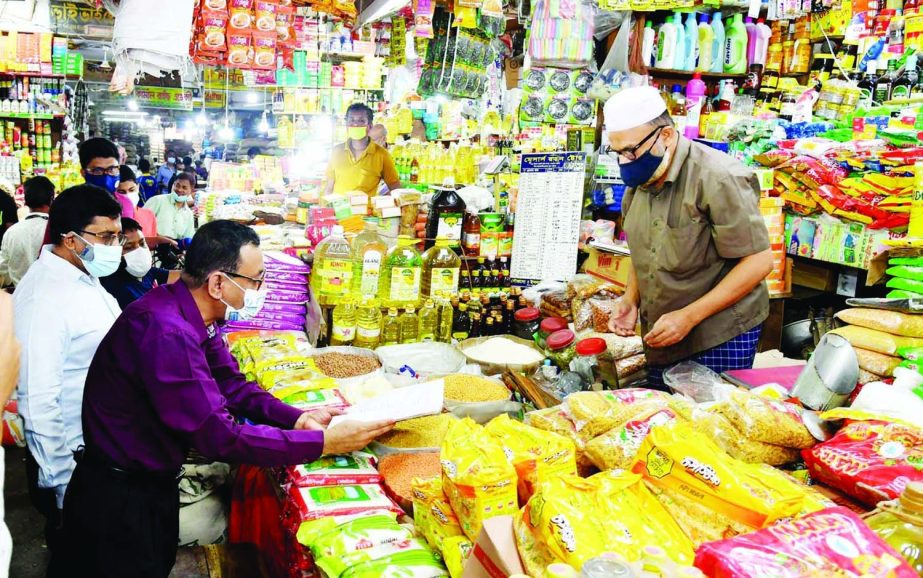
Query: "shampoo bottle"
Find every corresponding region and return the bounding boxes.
[674,11,686,70]
[656,16,677,69]
[753,18,772,65]
[642,21,656,67]
[684,12,699,71]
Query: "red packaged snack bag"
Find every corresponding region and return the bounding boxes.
[275,4,295,44]
[252,30,277,69]
[228,0,253,30]
[281,453,381,488]
[254,0,279,33]
[199,9,228,52]
[227,31,252,67]
[803,419,923,506]
[202,0,228,8]
[694,507,918,578]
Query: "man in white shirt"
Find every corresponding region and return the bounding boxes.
[14,184,122,577]
[0,176,54,287]
[0,292,21,578]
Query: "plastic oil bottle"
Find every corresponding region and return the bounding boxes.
[866,482,923,573]
[330,295,357,345]
[437,297,454,342]
[418,299,439,342]
[354,297,382,349]
[400,306,420,343]
[381,307,401,345]
[310,225,353,306]
[424,185,467,251]
[379,234,423,308]
[422,236,462,299]
[351,217,387,299]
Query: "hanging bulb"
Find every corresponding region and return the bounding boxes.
[259,111,270,134]
[196,111,208,126]
[127,99,139,111]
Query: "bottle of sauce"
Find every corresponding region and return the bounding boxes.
[462,211,481,257]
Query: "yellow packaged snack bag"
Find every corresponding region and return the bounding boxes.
[853,347,902,377]
[696,409,801,466]
[440,418,518,541]
[837,308,923,338]
[518,471,694,572]
[410,477,464,554]
[441,536,473,578]
[633,422,817,546]
[257,365,330,390]
[830,325,923,356]
[485,415,576,504]
[584,406,682,471]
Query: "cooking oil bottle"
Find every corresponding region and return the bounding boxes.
[351,218,387,299]
[400,307,419,343]
[421,236,461,299]
[866,482,923,573]
[330,295,357,345]
[437,297,454,342]
[379,234,423,308]
[418,299,439,342]
[310,225,353,306]
[381,307,401,346]
[354,297,382,349]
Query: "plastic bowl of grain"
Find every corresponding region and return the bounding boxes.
[457,335,546,375]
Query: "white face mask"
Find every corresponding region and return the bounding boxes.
[220,273,266,321]
[124,246,153,278]
[71,233,123,278]
[125,192,140,207]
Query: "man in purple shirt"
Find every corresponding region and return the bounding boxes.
[62,220,392,577]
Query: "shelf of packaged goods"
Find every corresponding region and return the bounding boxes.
[0,71,65,79]
[647,67,748,80]
[276,87,385,91]
[323,52,375,60]
[0,112,64,120]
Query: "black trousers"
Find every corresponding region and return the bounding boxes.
[25,451,66,578]
[61,457,180,578]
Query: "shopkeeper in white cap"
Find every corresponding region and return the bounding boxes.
[604,85,773,388]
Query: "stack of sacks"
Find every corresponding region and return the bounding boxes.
[225,251,309,333]
[831,308,923,382]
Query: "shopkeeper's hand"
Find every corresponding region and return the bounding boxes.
[295,408,344,431]
[644,309,696,349]
[322,419,395,456]
[608,299,639,336]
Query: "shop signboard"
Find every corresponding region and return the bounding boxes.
[132,86,194,111]
[50,1,113,37]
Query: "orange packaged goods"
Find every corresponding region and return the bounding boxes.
[252,31,276,69]
[229,0,253,31]
[275,5,295,44]
[204,0,228,8]
[227,31,251,67]
[803,415,923,506]
[694,507,918,578]
[254,0,278,32]
[199,9,228,52]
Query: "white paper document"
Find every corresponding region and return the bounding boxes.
[328,379,445,427]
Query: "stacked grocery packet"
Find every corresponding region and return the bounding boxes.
[830,307,923,382]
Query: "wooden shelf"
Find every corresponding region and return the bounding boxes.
[647,67,747,80]
[0,112,63,120]
[0,71,65,78]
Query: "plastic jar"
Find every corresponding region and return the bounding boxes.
[513,307,541,341]
[573,337,613,388]
[537,317,568,350]
[546,329,576,370]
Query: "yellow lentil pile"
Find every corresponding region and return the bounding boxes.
[443,375,510,403]
[378,414,456,449]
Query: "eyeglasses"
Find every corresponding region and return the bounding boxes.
[80,230,126,246]
[604,126,665,162]
[220,270,265,290]
[85,166,121,177]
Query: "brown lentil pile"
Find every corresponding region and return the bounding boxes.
[313,352,380,379]
[443,374,510,403]
[378,452,441,504]
[378,414,456,449]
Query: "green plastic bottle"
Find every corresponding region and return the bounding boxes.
[381,307,401,346]
[310,225,353,306]
[379,235,423,308]
[354,297,382,349]
[330,295,357,345]
[418,299,439,342]
[437,297,454,342]
[400,307,419,343]
[421,236,461,299]
[351,218,387,299]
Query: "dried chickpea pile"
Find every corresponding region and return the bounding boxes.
[443,374,510,403]
[313,352,380,379]
[377,414,456,449]
[378,452,441,504]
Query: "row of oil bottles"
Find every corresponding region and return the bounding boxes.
[329,288,531,348]
[390,141,489,186]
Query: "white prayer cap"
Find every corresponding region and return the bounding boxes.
[603,86,668,133]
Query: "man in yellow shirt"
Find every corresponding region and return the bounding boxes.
[325,103,401,196]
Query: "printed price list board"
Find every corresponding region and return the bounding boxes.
[511,152,586,283]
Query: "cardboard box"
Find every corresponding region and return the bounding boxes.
[461,517,525,578]
[581,248,631,291]
[792,259,838,291]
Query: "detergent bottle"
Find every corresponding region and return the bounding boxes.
[753,18,772,65]
[724,13,748,74]
[697,14,714,72]
[711,11,725,74]
[674,11,686,70]
[684,72,707,139]
[745,17,757,65]
[642,21,656,68]
[684,13,699,70]
[656,16,678,69]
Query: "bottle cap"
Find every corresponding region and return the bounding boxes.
[514,307,540,322]
[546,329,575,350]
[540,317,568,334]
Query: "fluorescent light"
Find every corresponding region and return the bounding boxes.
[102,110,148,116]
[357,0,410,26]
[259,111,270,134]
[196,111,208,126]
[246,91,259,104]
[127,99,139,111]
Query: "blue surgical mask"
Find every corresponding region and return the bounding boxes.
[71,233,123,278]
[221,274,266,321]
[171,192,191,204]
[85,173,120,194]
[167,157,176,164]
